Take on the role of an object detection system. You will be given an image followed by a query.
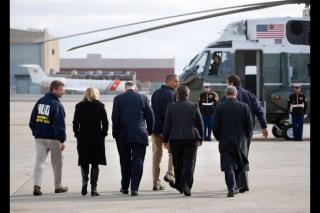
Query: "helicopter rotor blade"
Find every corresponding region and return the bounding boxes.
[69,1,304,51]
[41,0,300,43]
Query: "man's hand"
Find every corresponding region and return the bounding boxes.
[60,143,65,151]
[262,128,268,139]
[196,140,203,146]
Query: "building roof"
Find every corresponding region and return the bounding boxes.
[10,28,55,43]
[61,54,174,69]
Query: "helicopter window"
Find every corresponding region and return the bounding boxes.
[192,51,210,74]
[286,20,309,45]
[183,54,199,71]
[208,51,232,76]
[289,21,303,35]
[206,41,232,48]
[188,54,198,66]
[288,54,310,84]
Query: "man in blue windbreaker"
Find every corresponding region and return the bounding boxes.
[151,74,179,191]
[29,80,68,196]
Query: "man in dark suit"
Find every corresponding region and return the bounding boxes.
[162,85,204,196]
[212,86,253,197]
[112,81,154,196]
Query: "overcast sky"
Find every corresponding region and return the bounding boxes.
[10,0,307,74]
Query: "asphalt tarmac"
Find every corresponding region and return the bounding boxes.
[10,94,310,213]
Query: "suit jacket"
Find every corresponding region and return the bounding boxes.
[112,89,154,145]
[72,100,108,165]
[162,100,204,142]
[212,98,253,171]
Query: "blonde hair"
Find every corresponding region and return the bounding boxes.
[82,87,100,102]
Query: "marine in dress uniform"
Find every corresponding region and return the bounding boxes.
[198,83,218,141]
[287,83,308,141]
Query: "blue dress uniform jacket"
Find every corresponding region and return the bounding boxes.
[287,93,307,116]
[29,92,66,143]
[151,85,176,134]
[198,92,217,116]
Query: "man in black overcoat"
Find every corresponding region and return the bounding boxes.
[112,81,154,196]
[212,86,253,197]
[162,85,204,196]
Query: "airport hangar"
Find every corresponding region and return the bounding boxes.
[10,28,175,94]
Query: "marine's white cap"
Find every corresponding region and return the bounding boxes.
[293,83,301,87]
[203,82,211,87]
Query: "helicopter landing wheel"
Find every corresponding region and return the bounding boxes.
[283,124,294,141]
[272,125,284,138]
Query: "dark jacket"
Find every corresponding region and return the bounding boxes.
[236,86,267,129]
[73,100,108,165]
[29,92,66,143]
[162,100,204,142]
[198,91,218,116]
[151,85,176,134]
[212,98,253,172]
[112,89,154,145]
[287,92,307,116]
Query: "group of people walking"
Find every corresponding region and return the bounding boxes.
[30,73,277,198]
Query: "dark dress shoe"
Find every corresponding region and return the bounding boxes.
[131,191,138,196]
[33,185,42,196]
[120,188,129,194]
[183,187,191,196]
[227,189,237,197]
[164,174,175,188]
[184,191,191,196]
[91,191,100,196]
[81,184,88,195]
[239,186,249,193]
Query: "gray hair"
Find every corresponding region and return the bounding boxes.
[125,81,135,87]
[125,81,136,90]
[225,85,237,96]
[177,85,190,100]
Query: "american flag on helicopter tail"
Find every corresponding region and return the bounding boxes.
[256,24,284,39]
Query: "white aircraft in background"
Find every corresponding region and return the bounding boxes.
[21,64,126,93]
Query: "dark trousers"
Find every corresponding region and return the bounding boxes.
[170,139,198,192]
[236,141,250,190]
[225,167,237,191]
[236,170,248,190]
[116,142,146,191]
[202,115,213,140]
[292,115,304,141]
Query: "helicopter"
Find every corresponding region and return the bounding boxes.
[40,0,310,140]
